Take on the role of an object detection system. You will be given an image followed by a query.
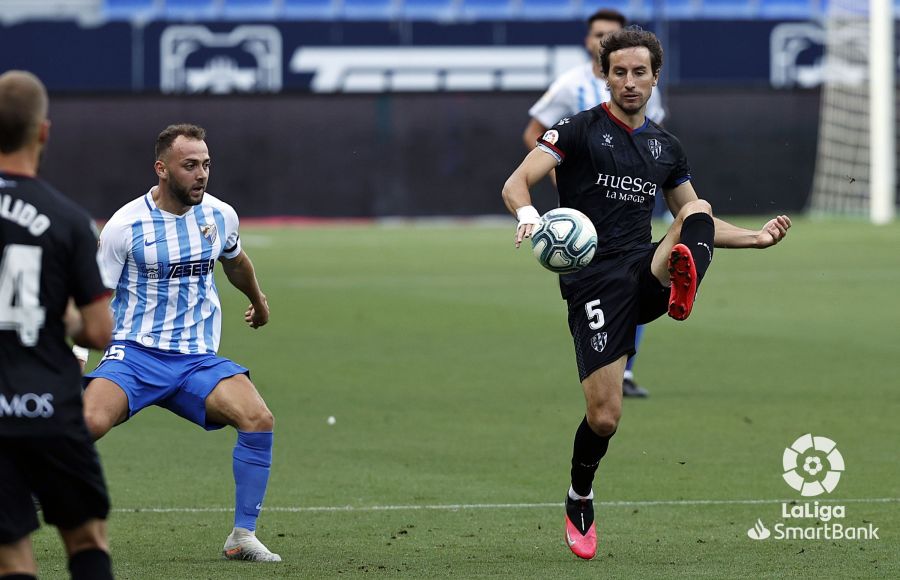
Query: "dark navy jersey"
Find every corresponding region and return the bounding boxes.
[536,103,692,296]
[0,172,110,435]
[537,102,692,253]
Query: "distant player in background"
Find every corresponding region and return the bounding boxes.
[523,8,666,398]
[0,70,115,580]
[81,124,281,562]
[503,27,791,559]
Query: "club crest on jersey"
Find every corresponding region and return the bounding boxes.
[648,138,662,160]
[602,133,614,148]
[199,223,218,245]
[139,262,163,279]
[542,129,559,145]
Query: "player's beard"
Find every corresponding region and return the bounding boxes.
[169,178,204,206]
[616,92,647,116]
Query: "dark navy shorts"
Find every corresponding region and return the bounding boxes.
[0,424,110,543]
[564,245,669,381]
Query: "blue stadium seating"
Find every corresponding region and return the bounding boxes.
[99,0,828,22]
[458,0,517,20]
[162,0,220,20]
[759,0,814,19]
[342,0,398,19]
[701,0,756,18]
[221,0,280,19]
[520,0,579,20]
[657,0,698,19]
[580,0,637,19]
[105,0,159,20]
[282,0,338,18]
[401,0,458,20]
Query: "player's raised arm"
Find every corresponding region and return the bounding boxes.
[502,147,559,247]
[219,250,269,329]
[665,180,792,249]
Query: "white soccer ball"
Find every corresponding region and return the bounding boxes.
[530,208,597,274]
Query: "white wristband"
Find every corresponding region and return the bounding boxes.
[72,345,89,364]
[515,205,541,226]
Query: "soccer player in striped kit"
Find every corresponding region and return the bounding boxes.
[82,124,280,562]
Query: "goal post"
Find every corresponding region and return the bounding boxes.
[808,0,897,223]
[870,0,895,224]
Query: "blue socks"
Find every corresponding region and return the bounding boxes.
[233,431,273,532]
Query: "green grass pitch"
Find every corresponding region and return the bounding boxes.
[32,219,900,578]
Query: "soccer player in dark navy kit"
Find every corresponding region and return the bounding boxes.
[502,28,791,560]
[0,71,115,580]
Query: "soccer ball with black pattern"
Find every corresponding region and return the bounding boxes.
[530,208,597,274]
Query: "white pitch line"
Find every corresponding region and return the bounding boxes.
[114,497,900,514]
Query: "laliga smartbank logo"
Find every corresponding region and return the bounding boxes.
[746,434,880,541]
[782,433,843,496]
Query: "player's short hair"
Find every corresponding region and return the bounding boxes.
[155,124,207,160]
[587,8,627,29]
[600,26,664,77]
[0,70,48,154]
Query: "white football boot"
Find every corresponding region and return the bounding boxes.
[222,527,282,562]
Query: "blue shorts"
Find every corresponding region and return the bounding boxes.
[84,340,248,431]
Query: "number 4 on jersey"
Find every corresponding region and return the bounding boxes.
[0,244,46,347]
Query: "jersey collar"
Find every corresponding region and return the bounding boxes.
[601,103,650,135]
[144,187,199,218]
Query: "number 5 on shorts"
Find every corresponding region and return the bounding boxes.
[585,299,605,330]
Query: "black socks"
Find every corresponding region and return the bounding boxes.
[679,212,715,284]
[570,416,616,497]
[69,549,113,580]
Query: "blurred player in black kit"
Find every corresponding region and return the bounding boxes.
[0,70,115,580]
[501,28,791,560]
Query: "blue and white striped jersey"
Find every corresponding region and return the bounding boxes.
[529,62,666,129]
[97,189,241,355]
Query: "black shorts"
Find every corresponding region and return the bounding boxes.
[0,424,110,544]
[565,245,669,381]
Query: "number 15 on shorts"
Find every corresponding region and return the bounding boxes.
[585,299,605,330]
[101,345,125,362]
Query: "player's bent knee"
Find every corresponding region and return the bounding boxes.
[239,406,274,432]
[678,199,712,219]
[585,410,619,437]
[82,411,113,441]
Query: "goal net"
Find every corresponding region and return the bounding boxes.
[808,0,897,221]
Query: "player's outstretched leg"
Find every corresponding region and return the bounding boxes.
[223,431,281,562]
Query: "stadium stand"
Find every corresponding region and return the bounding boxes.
[77,0,834,22]
[457,0,518,20]
[162,0,220,19]
[342,0,399,20]
[0,0,101,23]
[281,0,339,18]
[104,0,160,20]
[758,0,815,18]
[519,0,580,19]
[221,0,281,19]
[400,0,458,20]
